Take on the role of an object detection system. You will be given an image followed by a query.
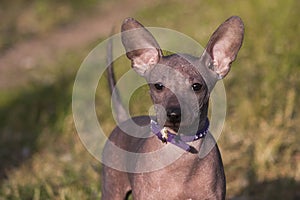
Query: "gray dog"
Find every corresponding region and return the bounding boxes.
[102,16,244,199]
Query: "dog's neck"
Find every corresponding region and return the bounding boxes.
[150,101,210,153]
[175,101,209,136]
[150,117,209,153]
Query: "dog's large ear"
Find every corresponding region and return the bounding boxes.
[201,16,244,79]
[121,18,163,77]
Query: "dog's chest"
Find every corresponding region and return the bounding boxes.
[129,139,219,199]
[130,164,217,199]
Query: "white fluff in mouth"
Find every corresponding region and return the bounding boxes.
[161,127,178,141]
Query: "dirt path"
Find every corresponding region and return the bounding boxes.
[0,0,155,89]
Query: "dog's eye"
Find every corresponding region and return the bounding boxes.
[154,83,164,90]
[191,83,202,92]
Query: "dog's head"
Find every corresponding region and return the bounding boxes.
[121,17,244,133]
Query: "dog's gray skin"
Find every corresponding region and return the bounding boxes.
[102,16,244,200]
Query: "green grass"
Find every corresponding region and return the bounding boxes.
[0,0,299,199]
[0,49,97,198]
[0,0,100,51]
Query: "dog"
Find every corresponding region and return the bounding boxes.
[101,16,244,199]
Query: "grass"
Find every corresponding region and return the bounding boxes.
[0,0,100,51]
[0,0,299,199]
[0,49,101,199]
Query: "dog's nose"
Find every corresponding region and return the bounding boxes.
[166,107,181,123]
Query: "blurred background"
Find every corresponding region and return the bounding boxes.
[0,0,299,199]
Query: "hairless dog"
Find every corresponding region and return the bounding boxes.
[102,16,244,200]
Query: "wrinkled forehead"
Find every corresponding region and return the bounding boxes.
[147,54,205,84]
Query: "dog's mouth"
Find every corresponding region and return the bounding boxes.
[156,108,201,134]
[163,122,180,133]
[163,119,202,135]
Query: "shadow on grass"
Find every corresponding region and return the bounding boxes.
[0,75,73,181]
[232,177,300,200]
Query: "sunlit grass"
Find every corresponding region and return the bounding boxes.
[0,0,100,51]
